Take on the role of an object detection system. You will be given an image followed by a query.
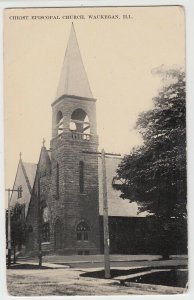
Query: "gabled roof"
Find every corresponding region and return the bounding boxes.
[11,150,145,218]
[10,160,37,217]
[10,147,52,218]
[98,156,143,217]
[22,162,37,191]
[55,23,93,100]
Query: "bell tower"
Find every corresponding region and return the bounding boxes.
[50,24,100,254]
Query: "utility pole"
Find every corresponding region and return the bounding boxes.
[82,149,121,279]
[5,186,22,268]
[37,165,42,267]
[6,188,11,268]
[101,149,110,278]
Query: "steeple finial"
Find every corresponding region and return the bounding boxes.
[19,152,22,160]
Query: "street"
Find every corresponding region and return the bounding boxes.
[6,255,187,296]
[7,268,159,296]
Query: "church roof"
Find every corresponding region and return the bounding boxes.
[11,155,142,218]
[10,160,37,217]
[22,162,37,189]
[98,156,142,217]
[11,149,145,219]
[38,146,51,169]
[55,24,93,100]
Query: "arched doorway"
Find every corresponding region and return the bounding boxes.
[54,219,63,251]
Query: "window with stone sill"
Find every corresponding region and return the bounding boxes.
[76,221,90,241]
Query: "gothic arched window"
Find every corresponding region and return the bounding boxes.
[56,163,59,199]
[76,221,90,241]
[56,111,64,135]
[79,161,84,193]
[70,108,90,136]
[41,206,50,242]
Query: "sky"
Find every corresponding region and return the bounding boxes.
[4,6,185,191]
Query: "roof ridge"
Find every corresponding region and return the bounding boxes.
[20,160,33,194]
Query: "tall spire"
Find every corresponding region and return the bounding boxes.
[55,23,93,100]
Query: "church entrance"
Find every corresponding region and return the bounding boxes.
[54,219,63,252]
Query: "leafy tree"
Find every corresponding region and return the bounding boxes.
[10,203,26,262]
[115,67,186,257]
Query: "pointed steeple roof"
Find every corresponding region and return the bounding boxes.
[55,24,93,100]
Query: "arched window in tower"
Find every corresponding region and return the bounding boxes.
[76,221,90,241]
[70,108,90,140]
[56,163,59,199]
[56,111,64,135]
[79,161,84,193]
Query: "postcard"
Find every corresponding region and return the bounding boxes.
[4,5,187,296]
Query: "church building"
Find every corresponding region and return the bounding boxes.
[10,24,152,255]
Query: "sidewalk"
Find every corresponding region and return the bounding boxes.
[19,254,187,265]
[11,261,70,269]
[13,254,188,270]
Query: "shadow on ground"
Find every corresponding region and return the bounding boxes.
[80,267,151,279]
[8,264,52,270]
[128,269,187,288]
[80,265,188,288]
